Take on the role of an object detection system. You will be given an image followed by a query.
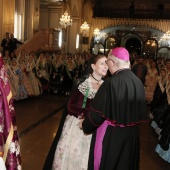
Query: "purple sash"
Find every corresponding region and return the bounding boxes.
[94,120,113,170]
[94,119,137,170]
[94,121,126,170]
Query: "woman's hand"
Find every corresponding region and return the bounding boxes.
[79,119,84,130]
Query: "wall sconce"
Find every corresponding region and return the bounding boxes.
[151,41,156,47]
[146,40,150,45]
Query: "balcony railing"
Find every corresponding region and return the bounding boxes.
[15,28,60,56]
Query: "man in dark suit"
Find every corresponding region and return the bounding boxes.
[1,32,11,55]
[131,56,148,85]
[9,33,23,52]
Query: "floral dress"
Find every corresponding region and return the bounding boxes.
[52,77,99,170]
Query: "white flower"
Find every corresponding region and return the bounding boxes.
[0,125,4,133]
[9,142,16,153]
[15,141,20,155]
[9,105,14,112]
[0,110,3,117]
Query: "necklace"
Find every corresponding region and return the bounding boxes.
[91,74,102,84]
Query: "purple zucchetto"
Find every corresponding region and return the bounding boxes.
[112,47,129,61]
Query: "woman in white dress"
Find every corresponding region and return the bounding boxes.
[145,60,158,102]
[52,54,108,170]
[44,54,108,170]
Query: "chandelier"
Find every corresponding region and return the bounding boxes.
[80,21,90,30]
[93,28,106,43]
[158,30,170,47]
[161,31,170,40]
[93,28,100,36]
[59,11,72,28]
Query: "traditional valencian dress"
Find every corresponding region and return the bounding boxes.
[19,59,34,96]
[49,59,63,94]
[145,67,158,102]
[3,60,19,100]
[52,76,102,170]
[26,58,42,96]
[11,60,28,100]
[36,57,49,91]
[82,69,148,170]
[150,71,167,114]
[155,76,170,162]
[0,56,22,169]
[62,59,76,95]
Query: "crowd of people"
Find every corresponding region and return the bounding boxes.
[0,48,96,101]
[131,52,170,163]
[146,59,170,162]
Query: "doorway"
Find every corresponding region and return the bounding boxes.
[125,37,142,55]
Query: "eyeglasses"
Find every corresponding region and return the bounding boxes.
[105,58,115,64]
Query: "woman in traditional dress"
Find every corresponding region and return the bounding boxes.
[150,67,168,114]
[10,58,27,100]
[150,68,169,135]
[45,53,53,75]
[17,49,28,64]
[10,51,17,61]
[18,57,34,96]
[155,73,170,162]
[36,52,49,92]
[29,51,37,63]
[145,60,158,103]
[0,53,22,169]
[43,54,108,170]
[49,56,63,94]
[26,56,42,96]
[2,58,19,100]
[74,53,84,74]
[62,56,76,95]
[3,49,11,64]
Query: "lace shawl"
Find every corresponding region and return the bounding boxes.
[78,78,98,99]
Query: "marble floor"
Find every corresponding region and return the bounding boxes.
[14,93,170,170]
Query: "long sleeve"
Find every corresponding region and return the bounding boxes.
[82,109,105,134]
[67,88,91,116]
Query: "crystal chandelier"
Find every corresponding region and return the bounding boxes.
[93,28,100,36]
[93,28,106,43]
[80,21,90,30]
[160,31,170,42]
[93,28,106,37]
[59,11,72,28]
